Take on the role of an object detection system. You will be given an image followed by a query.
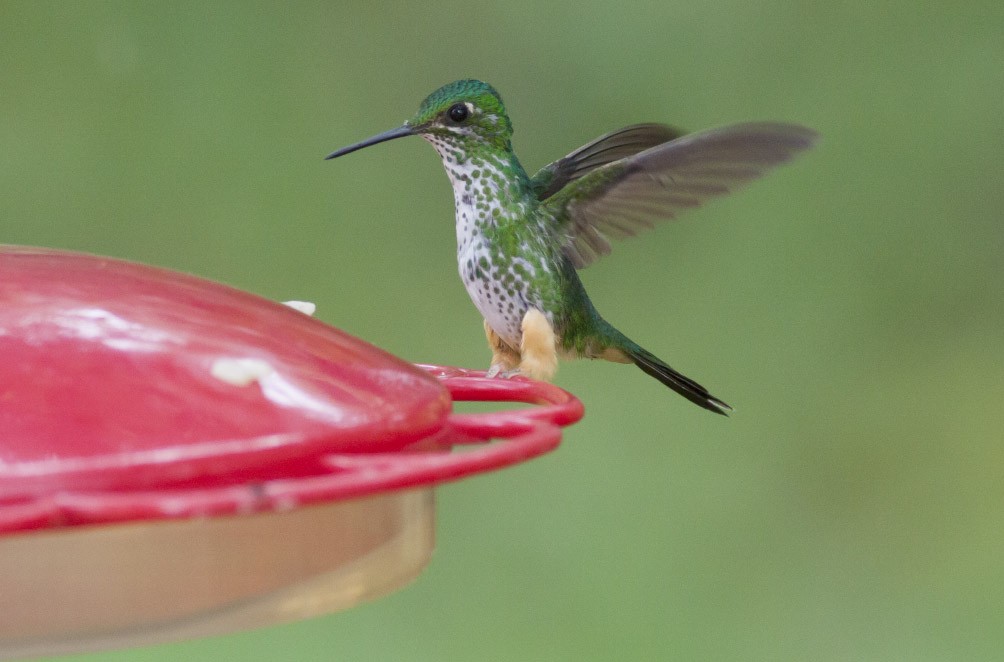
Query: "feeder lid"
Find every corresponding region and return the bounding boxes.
[0,247,582,531]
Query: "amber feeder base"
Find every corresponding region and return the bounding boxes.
[0,490,432,659]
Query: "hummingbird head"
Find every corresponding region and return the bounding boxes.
[325,79,513,161]
[409,79,513,150]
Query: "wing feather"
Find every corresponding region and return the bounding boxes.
[529,124,683,200]
[543,122,818,268]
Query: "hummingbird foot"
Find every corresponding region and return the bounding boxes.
[484,319,520,378]
[482,312,557,381]
[486,363,508,378]
[487,367,524,379]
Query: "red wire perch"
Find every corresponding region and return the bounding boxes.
[271,366,585,504]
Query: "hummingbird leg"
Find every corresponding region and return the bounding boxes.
[517,308,558,382]
[484,319,520,378]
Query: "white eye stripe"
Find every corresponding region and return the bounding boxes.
[444,126,472,136]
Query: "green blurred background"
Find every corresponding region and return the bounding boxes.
[3,1,1003,660]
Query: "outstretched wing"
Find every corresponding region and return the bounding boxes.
[529,124,683,201]
[542,122,818,268]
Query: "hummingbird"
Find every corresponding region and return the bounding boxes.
[326,80,816,415]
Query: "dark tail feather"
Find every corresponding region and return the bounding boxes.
[624,345,733,416]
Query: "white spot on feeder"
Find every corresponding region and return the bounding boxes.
[282,300,316,316]
[210,358,275,387]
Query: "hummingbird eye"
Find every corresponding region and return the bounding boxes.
[447,103,469,123]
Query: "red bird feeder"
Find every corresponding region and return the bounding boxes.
[0,247,582,659]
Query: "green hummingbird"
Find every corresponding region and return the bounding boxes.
[326,80,816,415]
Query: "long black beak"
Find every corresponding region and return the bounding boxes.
[325,125,414,160]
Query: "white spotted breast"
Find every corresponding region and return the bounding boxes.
[424,135,545,348]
